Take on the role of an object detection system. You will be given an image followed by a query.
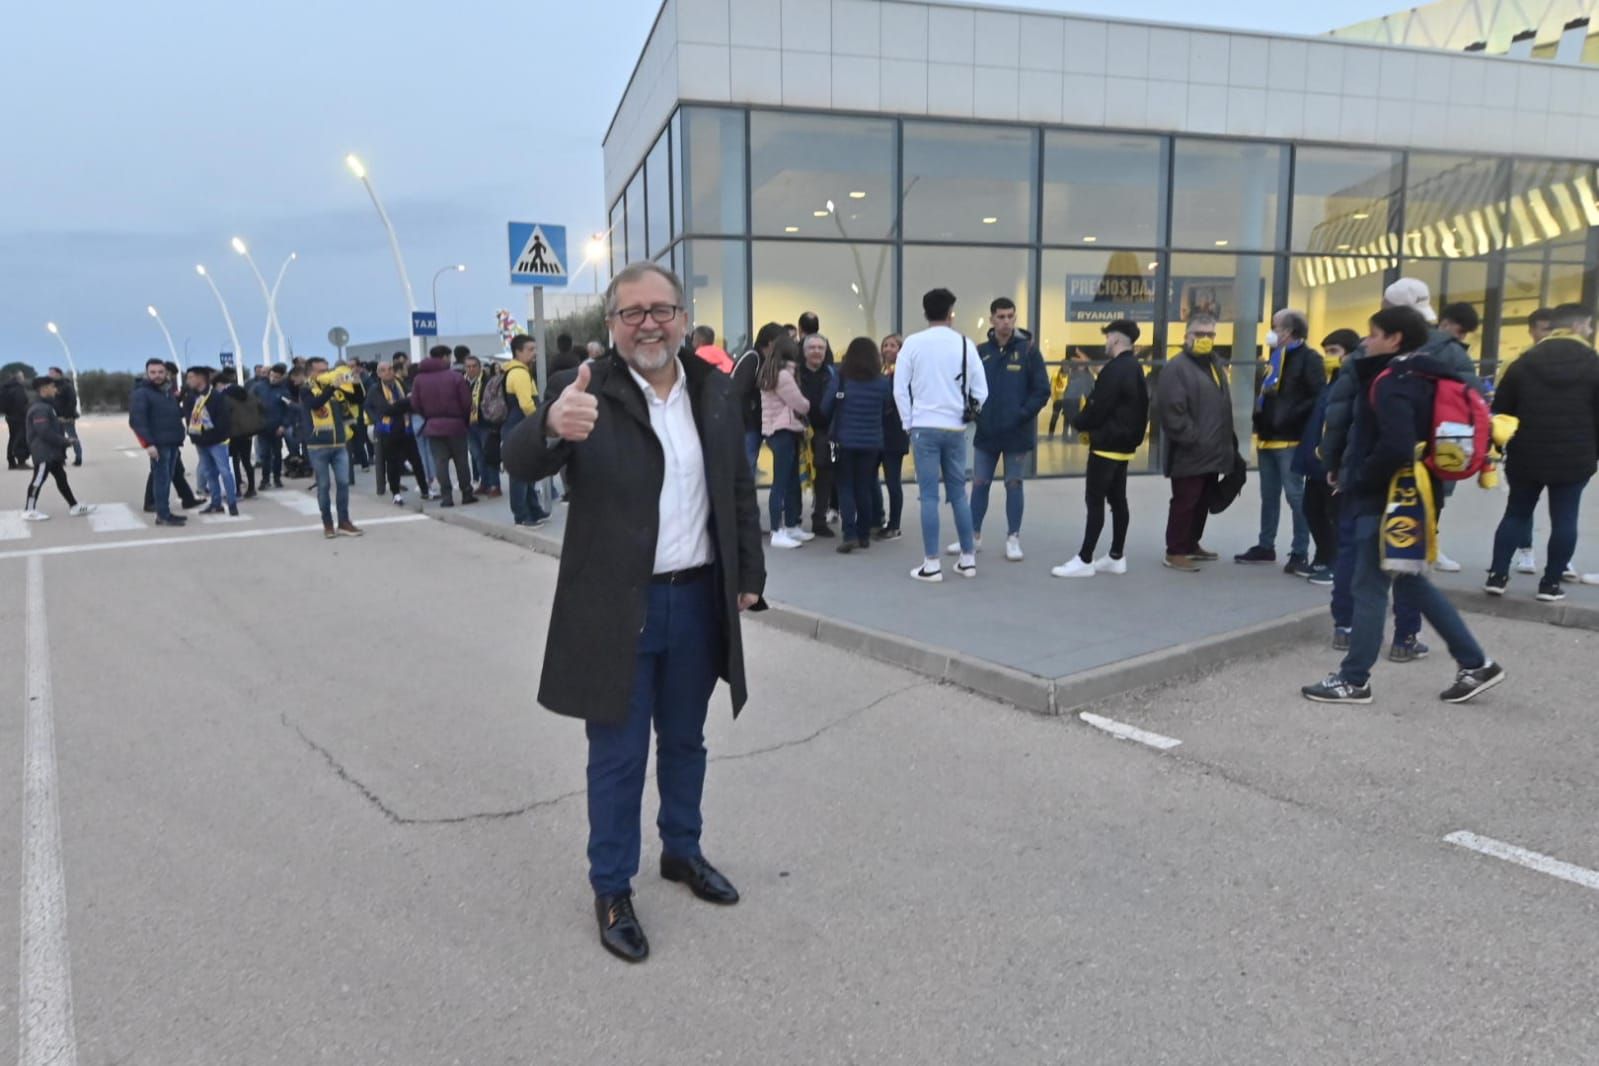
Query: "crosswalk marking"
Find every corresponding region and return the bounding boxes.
[0,510,31,541]
[86,502,147,534]
[265,492,325,517]
[198,511,253,525]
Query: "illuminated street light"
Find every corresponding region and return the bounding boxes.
[345,152,420,362]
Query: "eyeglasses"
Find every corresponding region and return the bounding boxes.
[609,303,683,326]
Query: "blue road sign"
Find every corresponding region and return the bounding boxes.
[508,222,568,287]
[412,311,438,337]
[219,352,235,369]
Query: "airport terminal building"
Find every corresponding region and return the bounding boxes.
[604,0,1599,473]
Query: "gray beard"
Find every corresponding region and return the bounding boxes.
[626,346,675,372]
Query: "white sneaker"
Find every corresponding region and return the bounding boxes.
[947,534,981,556]
[1051,557,1095,579]
[68,503,97,516]
[1093,555,1128,575]
[1434,550,1462,573]
[21,509,50,521]
[1563,564,1580,582]
[771,529,802,550]
[786,526,815,543]
[827,509,840,525]
[910,562,943,583]
[1513,548,1537,575]
[1005,535,1023,562]
[1582,573,1599,586]
[393,493,405,506]
[956,554,977,578]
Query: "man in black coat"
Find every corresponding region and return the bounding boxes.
[504,262,765,964]
[1486,302,1599,599]
[46,367,83,466]
[1,371,28,469]
[1238,308,1325,572]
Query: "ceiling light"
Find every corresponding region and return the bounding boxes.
[1336,243,1351,250]
[1352,212,1370,220]
[1214,239,1230,247]
[1082,235,1097,242]
[1147,262,1158,271]
[784,226,799,233]
[982,217,998,225]
[849,191,867,199]
[813,210,829,218]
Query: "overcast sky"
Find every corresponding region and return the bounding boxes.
[2,0,1402,370]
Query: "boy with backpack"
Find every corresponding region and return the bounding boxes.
[1302,306,1506,706]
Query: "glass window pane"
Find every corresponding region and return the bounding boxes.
[1291,146,1402,256]
[749,112,895,239]
[645,131,672,258]
[1164,253,1277,447]
[680,240,750,354]
[608,198,624,275]
[1507,159,1599,253]
[1042,131,1164,248]
[1287,255,1397,345]
[624,171,646,266]
[901,245,1032,342]
[1497,255,1587,376]
[1171,138,1286,251]
[680,107,746,236]
[1038,248,1163,474]
[670,110,683,243]
[751,240,896,343]
[902,122,1037,243]
[1402,153,1507,259]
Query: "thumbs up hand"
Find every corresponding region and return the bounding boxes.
[547,361,599,442]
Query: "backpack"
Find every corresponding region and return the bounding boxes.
[1369,367,1491,481]
[225,391,265,438]
[479,371,508,426]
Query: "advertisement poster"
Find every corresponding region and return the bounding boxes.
[1067,275,1265,323]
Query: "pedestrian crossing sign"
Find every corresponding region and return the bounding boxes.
[508,222,568,287]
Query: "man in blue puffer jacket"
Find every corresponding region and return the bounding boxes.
[247,363,292,489]
[968,297,1050,562]
[128,358,190,526]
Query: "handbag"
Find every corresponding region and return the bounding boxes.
[958,338,982,424]
[1208,436,1249,515]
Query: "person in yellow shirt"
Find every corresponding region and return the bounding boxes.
[502,335,549,527]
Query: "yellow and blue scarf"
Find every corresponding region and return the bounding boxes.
[1380,448,1437,574]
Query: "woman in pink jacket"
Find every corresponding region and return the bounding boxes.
[759,337,811,549]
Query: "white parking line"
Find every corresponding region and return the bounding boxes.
[266,492,326,517]
[0,514,428,560]
[1078,712,1183,751]
[1444,831,1599,892]
[21,555,79,1066]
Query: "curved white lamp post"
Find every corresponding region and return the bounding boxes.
[231,237,279,371]
[268,252,296,363]
[43,322,80,399]
[146,305,182,374]
[431,263,466,327]
[195,264,244,379]
[345,153,420,362]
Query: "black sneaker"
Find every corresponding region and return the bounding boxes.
[1536,580,1565,603]
[1307,565,1335,587]
[1332,626,1351,651]
[1235,545,1277,564]
[1389,636,1430,663]
[811,523,835,538]
[1284,554,1314,577]
[1301,674,1373,704]
[1440,661,1506,704]
[1484,573,1509,596]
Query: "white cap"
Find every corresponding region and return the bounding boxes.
[1383,277,1438,324]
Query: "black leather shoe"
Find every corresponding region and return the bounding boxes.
[594,892,649,963]
[661,854,740,905]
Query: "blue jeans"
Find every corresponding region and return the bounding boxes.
[195,441,237,507]
[835,446,880,542]
[1339,514,1485,686]
[744,429,762,480]
[1256,447,1308,556]
[147,445,178,519]
[309,446,351,525]
[1490,472,1587,584]
[911,428,975,559]
[586,574,721,896]
[256,431,284,482]
[1331,500,1419,639]
[411,415,436,483]
[468,425,500,490]
[766,430,803,532]
[507,478,548,524]
[971,447,1028,537]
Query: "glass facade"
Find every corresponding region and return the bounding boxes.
[613,104,1599,476]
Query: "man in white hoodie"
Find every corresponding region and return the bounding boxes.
[894,288,989,583]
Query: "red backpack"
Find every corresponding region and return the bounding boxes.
[1370,367,1491,481]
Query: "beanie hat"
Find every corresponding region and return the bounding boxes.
[1383,278,1438,324]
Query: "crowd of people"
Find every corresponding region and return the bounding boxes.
[702,278,1599,707]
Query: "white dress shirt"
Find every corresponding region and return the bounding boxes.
[626,362,715,575]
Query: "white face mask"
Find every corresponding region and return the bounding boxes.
[1265,330,1281,350]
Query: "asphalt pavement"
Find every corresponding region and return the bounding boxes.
[0,417,1595,1065]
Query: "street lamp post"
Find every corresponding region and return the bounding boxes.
[345,153,421,363]
[431,263,466,330]
[195,264,244,381]
[268,252,296,363]
[583,232,610,295]
[146,305,182,373]
[231,237,279,372]
[43,322,80,402]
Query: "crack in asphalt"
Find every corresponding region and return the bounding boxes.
[282,679,930,827]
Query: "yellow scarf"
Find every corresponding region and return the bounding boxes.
[187,388,215,437]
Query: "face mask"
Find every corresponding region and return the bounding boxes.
[1264,330,1281,349]
[1191,337,1215,355]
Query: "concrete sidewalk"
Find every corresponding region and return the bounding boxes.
[431,468,1599,709]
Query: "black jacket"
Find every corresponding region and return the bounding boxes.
[1072,351,1149,454]
[503,351,766,726]
[1154,352,1235,478]
[1253,343,1326,443]
[730,349,763,434]
[1345,352,1459,516]
[26,399,69,464]
[0,379,26,419]
[181,387,232,447]
[53,380,79,420]
[1493,336,1599,485]
[798,363,835,434]
[551,346,585,377]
